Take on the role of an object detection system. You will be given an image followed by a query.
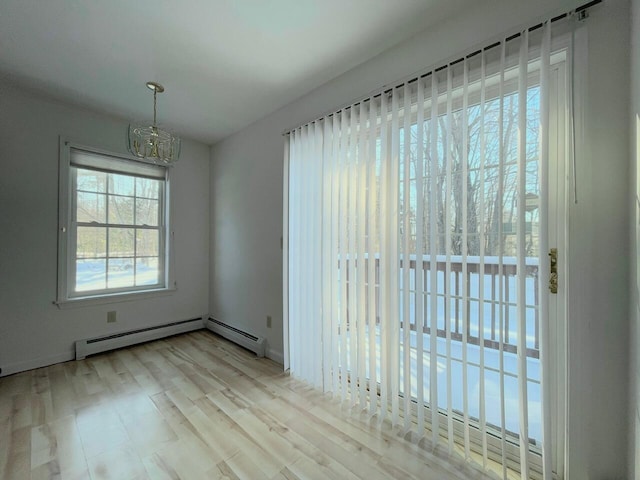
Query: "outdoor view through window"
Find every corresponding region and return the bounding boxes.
[341,84,543,443]
[73,168,163,294]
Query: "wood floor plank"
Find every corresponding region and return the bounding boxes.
[2,425,31,480]
[30,393,54,428]
[140,452,181,480]
[30,458,61,480]
[0,417,11,475]
[285,456,344,480]
[200,396,293,478]
[122,411,178,458]
[217,451,271,480]
[86,443,147,479]
[272,466,302,480]
[145,436,218,478]
[0,330,496,480]
[42,415,87,475]
[279,408,390,480]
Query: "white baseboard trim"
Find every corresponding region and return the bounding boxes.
[1,351,75,377]
[76,317,204,360]
[1,317,207,377]
[205,317,265,358]
[266,347,284,366]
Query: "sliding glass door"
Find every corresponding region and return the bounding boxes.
[286,22,569,479]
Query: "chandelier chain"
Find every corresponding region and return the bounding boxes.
[153,89,157,127]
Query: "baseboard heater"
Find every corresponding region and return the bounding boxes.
[205,317,265,357]
[75,317,204,360]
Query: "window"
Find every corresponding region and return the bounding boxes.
[57,141,173,304]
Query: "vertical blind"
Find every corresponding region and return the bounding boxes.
[286,18,574,479]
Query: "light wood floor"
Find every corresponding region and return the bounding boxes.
[0,330,493,480]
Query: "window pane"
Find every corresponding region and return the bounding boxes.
[484,368,502,431]
[108,195,135,225]
[136,199,159,226]
[77,227,106,258]
[108,228,135,257]
[136,177,159,199]
[137,229,159,256]
[75,259,106,292]
[77,192,106,223]
[109,173,134,196]
[107,258,134,288]
[77,169,107,193]
[136,258,159,286]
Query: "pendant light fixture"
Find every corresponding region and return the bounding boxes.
[128,81,181,165]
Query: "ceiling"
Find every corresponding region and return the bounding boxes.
[0,0,479,145]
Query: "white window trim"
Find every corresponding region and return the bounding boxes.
[56,138,176,308]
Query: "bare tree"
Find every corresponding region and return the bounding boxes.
[403,86,541,258]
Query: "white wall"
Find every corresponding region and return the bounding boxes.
[567,2,630,477]
[210,0,631,477]
[0,80,210,376]
[630,0,640,475]
[209,116,285,362]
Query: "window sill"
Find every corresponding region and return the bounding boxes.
[55,287,177,309]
